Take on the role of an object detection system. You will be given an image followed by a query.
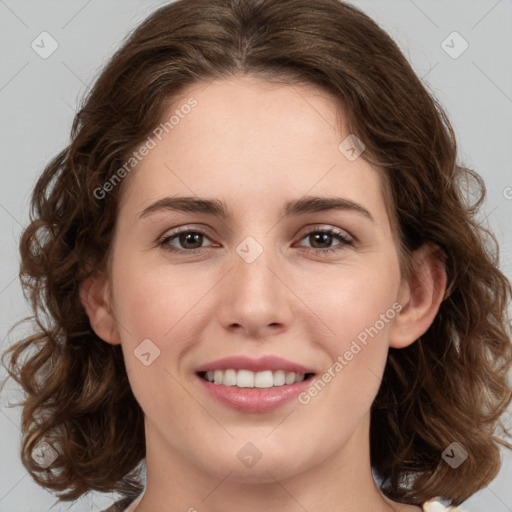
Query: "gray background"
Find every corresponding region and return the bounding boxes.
[0,0,511,510]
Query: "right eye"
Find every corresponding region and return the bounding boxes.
[157,228,217,254]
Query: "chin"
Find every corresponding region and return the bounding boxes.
[196,447,311,484]
[214,462,304,484]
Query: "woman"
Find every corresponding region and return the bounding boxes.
[2,1,511,511]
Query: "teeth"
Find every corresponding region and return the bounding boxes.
[202,369,308,388]
[213,370,223,385]
[237,369,254,388]
[223,369,237,386]
[273,370,286,386]
[254,370,273,388]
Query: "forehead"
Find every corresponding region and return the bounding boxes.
[118,76,390,228]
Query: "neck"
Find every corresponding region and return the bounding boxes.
[134,414,408,512]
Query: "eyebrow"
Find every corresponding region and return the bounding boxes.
[138,195,374,222]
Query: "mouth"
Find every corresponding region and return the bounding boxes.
[196,369,316,413]
[194,355,317,412]
[197,369,316,388]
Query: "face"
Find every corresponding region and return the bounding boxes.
[101,75,410,483]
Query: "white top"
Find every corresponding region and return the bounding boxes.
[423,499,469,511]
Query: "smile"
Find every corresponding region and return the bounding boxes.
[196,370,316,413]
[199,369,315,388]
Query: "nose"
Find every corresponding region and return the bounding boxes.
[217,239,294,338]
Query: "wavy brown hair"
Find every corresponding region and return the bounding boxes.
[2,0,511,508]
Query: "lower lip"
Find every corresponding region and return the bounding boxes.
[196,374,314,413]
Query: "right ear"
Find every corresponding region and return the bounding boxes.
[79,271,121,345]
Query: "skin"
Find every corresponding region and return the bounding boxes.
[81,75,446,512]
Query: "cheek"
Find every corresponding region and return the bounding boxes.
[111,255,205,340]
[295,261,400,412]
[114,266,203,418]
[300,261,400,349]
[111,259,214,404]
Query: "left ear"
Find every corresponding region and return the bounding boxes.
[389,243,448,349]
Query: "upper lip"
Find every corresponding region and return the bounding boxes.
[195,355,316,375]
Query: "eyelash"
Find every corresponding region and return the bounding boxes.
[157,225,354,256]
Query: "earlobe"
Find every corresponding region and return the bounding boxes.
[389,244,447,349]
[79,271,121,345]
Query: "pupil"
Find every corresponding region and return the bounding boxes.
[181,232,202,249]
[312,233,331,248]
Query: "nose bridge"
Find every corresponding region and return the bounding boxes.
[233,234,281,305]
[219,234,292,336]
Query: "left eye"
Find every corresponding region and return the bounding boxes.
[157,227,354,255]
[296,227,354,254]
